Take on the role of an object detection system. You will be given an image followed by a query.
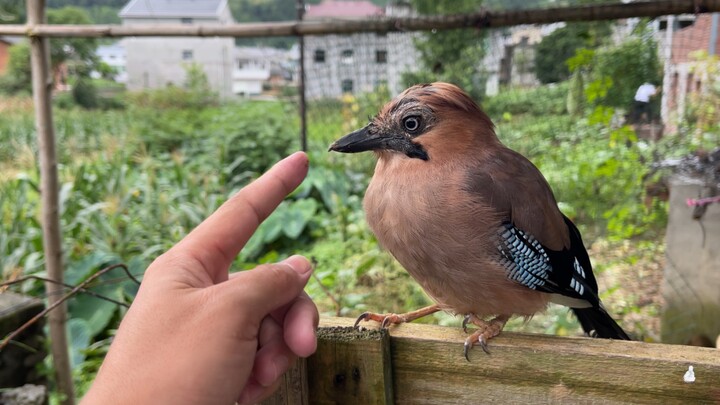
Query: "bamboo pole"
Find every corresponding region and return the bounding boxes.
[2,0,720,38]
[297,0,307,152]
[26,1,75,404]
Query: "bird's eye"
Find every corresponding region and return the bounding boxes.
[402,116,421,133]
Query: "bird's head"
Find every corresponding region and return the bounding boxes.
[329,82,496,161]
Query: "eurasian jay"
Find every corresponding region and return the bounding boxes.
[329,82,630,358]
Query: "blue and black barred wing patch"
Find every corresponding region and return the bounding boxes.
[497,222,553,290]
[496,221,598,305]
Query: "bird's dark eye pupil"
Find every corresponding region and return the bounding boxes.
[404,117,420,132]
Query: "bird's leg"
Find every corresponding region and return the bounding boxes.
[354,304,440,329]
[463,314,510,360]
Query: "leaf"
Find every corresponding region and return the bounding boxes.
[283,198,318,239]
[67,318,91,370]
[58,182,74,216]
[69,291,118,339]
[260,203,285,243]
[65,251,117,286]
[355,256,377,278]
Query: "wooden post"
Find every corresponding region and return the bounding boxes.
[308,325,394,404]
[26,1,75,404]
[261,358,309,405]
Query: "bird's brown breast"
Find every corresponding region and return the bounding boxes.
[364,154,548,316]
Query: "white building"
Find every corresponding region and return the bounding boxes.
[119,0,235,98]
[481,24,562,96]
[93,42,127,83]
[303,0,419,99]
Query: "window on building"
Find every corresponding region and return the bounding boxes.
[341,79,353,93]
[181,17,193,24]
[341,49,354,64]
[314,49,325,63]
[182,50,193,60]
[376,50,387,64]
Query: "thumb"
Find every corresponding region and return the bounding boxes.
[222,255,312,323]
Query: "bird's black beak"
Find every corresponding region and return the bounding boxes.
[329,124,429,160]
[328,124,383,154]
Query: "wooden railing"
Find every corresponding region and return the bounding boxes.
[263,317,720,404]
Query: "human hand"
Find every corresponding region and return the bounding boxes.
[83,152,318,405]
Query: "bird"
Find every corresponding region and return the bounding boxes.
[328,82,631,359]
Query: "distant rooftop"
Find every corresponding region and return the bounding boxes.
[305,0,384,19]
[119,0,227,19]
[0,36,24,45]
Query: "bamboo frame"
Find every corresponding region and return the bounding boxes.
[1,0,719,38]
[26,2,75,405]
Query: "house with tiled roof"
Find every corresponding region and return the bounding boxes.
[303,0,419,99]
[119,0,235,97]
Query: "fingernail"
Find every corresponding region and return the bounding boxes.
[282,255,311,275]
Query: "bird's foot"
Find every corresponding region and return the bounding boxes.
[354,312,406,329]
[354,304,441,330]
[462,314,510,361]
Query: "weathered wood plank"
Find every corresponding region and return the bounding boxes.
[261,358,308,405]
[319,317,720,404]
[306,325,394,404]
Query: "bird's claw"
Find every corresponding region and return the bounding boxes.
[354,312,404,329]
[381,316,394,329]
[461,315,508,360]
[354,312,371,329]
[478,335,491,355]
[462,314,471,334]
[463,332,492,361]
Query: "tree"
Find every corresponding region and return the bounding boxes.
[47,7,98,79]
[592,33,661,109]
[0,7,98,95]
[535,22,611,84]
[72,78,99,108]
[402,0,486,99]
[0,0,24,24]
[0,43,32,94]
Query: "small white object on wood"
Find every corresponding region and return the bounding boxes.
[684,366,696,383]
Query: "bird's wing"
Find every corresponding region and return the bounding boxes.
[497,218,600,308]
[467,146,600,308]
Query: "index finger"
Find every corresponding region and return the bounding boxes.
[172,152,309,282]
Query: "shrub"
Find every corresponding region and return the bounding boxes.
[72,79,99,109]
[482,82,569,118]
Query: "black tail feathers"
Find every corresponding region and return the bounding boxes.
[572,307,631,340]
